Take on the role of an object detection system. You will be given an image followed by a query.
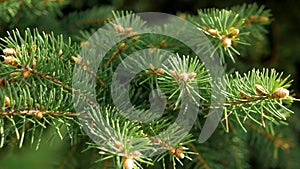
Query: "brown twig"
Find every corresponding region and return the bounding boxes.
[189,143,210,169]
[245,121,293,152]
[0,109,76,117]
[103,159,109,169]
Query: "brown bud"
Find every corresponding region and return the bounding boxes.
[30,45,37,52]
[119,43,126,51]
[80,41,89,46]
[178,72,189,82]
[207,29,219,37]
[188,72,197,80]
[114,24,125,34]
[4,95,10,106]
[169,70,177,78]
[71,55,82,64]
[4,56,18,66]
[177,146,184,150]
[125,27,133,34]
[228,27,239,38]
[3,48,16,56]
[132,34,140,38]
[250,15,258,22]
[35,112,43,120]
[259,16,269,22]
[160,40,166,48]
[254,84,268,96]
[32,59,37,68]
[123,157,135,169]
[0,77,6,88]
[221,37,232,47]
[155,68,164,75]
[273,87,289,99]
[58,49,63,57]
[169,147,176,155]
[10,72,20,77]
[175,149,185,159]
[22,69,31,78]
[83,65,88,71]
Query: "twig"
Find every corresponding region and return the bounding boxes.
[189,143,210,169]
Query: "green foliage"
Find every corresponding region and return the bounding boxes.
[0,1,299,169]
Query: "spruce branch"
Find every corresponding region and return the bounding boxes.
[220,68,295,132]
[0,28,79,148]
[187,3,272,63]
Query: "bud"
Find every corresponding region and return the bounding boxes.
[169,70,177,78]
[221,37,232,47]
[207,29,219,37]
[123,157,135,169]
[4,95,10,106]
[114,24,125,33]
[254,84,268,96]
[125,27,133,34]
[4,56,18,66]
[30,45,37,52]
[259,16,269,22]
[119,43,126,51]
[71,55,82,64]
[160,40,166,48]
[10,72,20,77]
[130,32,138,36]
[178,72,189,82]
[58,49,63,57]
[22,69,31,78]
[273,87,289,99]
[35,112,43,120]
[250,15,258,22]
[169,147,176,155]
[228,27,239,38]
[175,149,185,159]
[0,77,6,88]
[188,72,197,80]
[80,41,89,46]
[155,68,164,75]
[3,48,16,56]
